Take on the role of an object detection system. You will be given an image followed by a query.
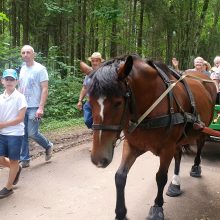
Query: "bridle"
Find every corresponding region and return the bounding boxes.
[92,80,133,145]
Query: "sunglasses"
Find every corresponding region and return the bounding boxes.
[4,77,16,81]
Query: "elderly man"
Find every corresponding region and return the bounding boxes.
[77,52,104,128]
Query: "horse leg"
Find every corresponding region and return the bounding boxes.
[190,135,206,177]
[148,149,174,220]
[166,146,183,197]
[115,140,140,220]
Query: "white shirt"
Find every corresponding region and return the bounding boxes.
[0,89,27,136]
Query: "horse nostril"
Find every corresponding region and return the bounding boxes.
[100,158,110,168]
[91,157,110,168]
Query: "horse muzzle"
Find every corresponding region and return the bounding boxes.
[91,156,111,168]
[91,143,114,168]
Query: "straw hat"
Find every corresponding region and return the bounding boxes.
[88,52,104,62]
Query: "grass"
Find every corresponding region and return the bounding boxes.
[40,117,85,133]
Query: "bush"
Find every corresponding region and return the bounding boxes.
[44,75,84,120]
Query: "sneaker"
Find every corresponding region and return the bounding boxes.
[13,165,22,185]
[45,143,53,161]
[20,160,30,168]
[0,187,13,199]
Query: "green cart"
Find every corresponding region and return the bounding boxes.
[209,105,220,141]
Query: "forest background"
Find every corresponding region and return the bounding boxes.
[0,0,220,130]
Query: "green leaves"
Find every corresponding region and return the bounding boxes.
[44,76,83,120]
[44,1,72,15]
[0,13,9,22]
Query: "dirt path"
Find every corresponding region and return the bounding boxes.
[1,138,220,219]
[29,127,93,160]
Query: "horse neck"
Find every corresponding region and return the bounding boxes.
[129,66,167,115]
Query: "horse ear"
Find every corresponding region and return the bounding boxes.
[118,55,133,80]
[80,61,93,75]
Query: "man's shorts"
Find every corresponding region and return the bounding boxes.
[0,135,23,160]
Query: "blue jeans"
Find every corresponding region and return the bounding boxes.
[20,108,51,161]
[83,101,93,129]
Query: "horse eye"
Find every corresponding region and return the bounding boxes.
[114,101,122,108]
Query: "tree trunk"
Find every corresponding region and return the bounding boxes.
[76,0,82,60]
[71,21,75,67]
[110,0,118,58]
[137,0,144,55]
[0,0,4,34]
[81,0,87,61]
[193,0,209,55]
[94,22,99,51]
[11,0,17,46]
[22,0,30,45]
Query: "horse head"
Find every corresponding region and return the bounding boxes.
[88,55,160,167]
[88,55,136,167]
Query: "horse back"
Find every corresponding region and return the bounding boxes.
[185,71,216,124]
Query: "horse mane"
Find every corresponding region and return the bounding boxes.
[146,59,173,78]
[88,54,172,98]
[88,60,124,98]
[88,54,141,98]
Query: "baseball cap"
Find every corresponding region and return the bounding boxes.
[2,69,18,80]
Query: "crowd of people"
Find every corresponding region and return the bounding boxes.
[0,47,105,199]
[1,45,220,199]
[0,45,53,198]
[172,56,220,91]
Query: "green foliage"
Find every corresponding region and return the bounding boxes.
[0,36,21,73]
[0,12,9,22]
[44,74,83,120]
[92,5,122,20]
[44,1,72,15]
[0,14,21,73]
[36,46,79,79]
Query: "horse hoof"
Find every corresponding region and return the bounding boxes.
[147,205,164,220]
[166,182,182,197]
[190,165,201,177]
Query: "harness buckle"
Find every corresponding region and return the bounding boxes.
[128,120,138,133]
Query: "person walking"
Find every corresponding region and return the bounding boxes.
[0,69,27,198]
[19,45,53,168]
[77,52,104,128]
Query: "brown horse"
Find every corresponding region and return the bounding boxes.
[88,54,216,220]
